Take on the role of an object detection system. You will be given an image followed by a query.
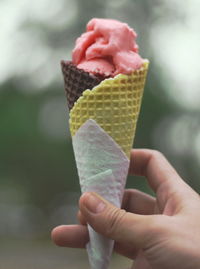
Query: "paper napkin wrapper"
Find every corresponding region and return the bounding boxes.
[72,119,130,269]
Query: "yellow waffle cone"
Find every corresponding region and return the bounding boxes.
[69,61,149,158]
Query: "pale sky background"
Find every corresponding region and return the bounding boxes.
[1,0,200,161]
[1,0,200,109]
[150,0,200,110]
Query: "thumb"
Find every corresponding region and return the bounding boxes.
[79,192,157,248]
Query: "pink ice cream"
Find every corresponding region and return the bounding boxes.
[72,18,144,77]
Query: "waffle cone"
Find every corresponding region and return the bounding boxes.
[63,61,149,269]
[61,61,105,110]
[69,61,149,158]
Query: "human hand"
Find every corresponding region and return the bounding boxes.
[52,149,200,269]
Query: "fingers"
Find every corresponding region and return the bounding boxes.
[76,190,155,259]
[77,210,87,225]
[129,149,195,212]
[79,192,161,248]
[76,189,156,259]
[78,189,156,223]
[50,222,138,259]
[51,225,89,248]
[122,189,156,215]
[129,149,182,191]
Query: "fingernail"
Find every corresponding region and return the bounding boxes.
[82,192,106,214]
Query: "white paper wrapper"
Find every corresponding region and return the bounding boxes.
[72,119,130,269]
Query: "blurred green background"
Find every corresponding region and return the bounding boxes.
[1,0,200,268]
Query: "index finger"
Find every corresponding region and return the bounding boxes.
[129,149,193,211]
[129,149,182,190]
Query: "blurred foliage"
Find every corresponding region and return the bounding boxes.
[0,81,79,207]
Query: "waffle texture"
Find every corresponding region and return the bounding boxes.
[61,61,105,110]
[70,62,149,158]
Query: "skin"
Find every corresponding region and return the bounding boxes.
[51,149,200,269]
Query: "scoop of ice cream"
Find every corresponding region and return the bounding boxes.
[72,18,144,76]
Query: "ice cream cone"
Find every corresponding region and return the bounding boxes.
[61,17,149,269]
[61,61,105,110]
[61,61,149,269]
[70,61,149,158]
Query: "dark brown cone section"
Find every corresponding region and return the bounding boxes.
[61,61,105,110]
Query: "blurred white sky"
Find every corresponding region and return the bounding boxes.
[0,0,77,88]
[1,0,200,110]
[150,0,200,110]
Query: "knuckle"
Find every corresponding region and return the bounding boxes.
[150,150,164,159]
[104,208,126,238]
